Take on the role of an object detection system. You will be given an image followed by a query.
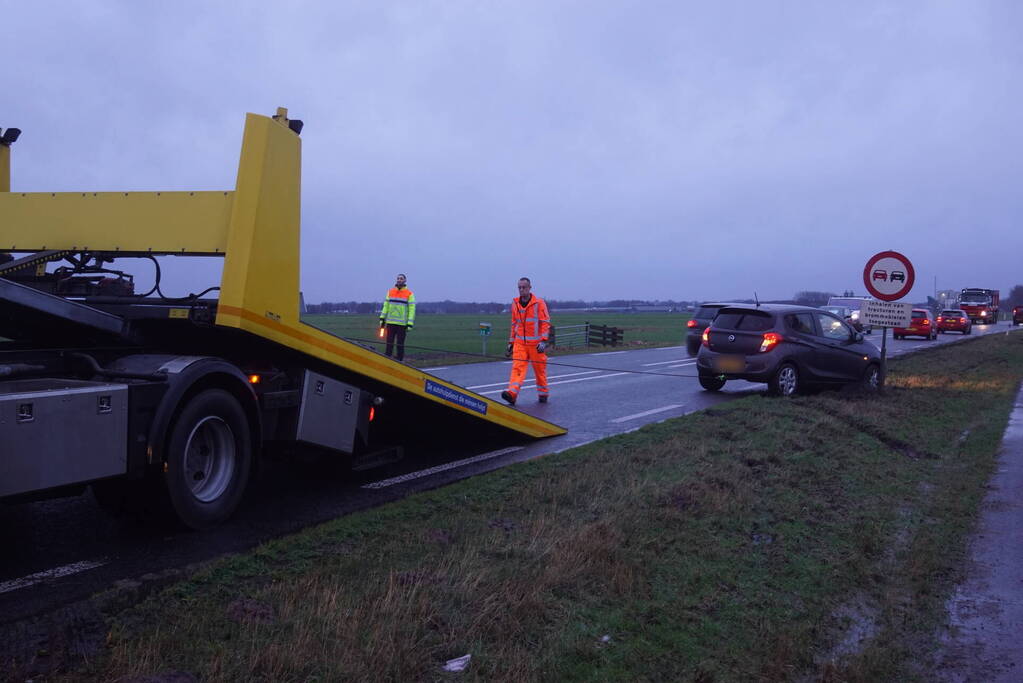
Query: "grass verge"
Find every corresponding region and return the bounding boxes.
[302,313,689,367]
[17,333,1023,681]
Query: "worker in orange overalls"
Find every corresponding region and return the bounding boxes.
[502,277,551,405]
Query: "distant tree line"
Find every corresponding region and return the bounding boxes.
[306,286,1023,316]
[306,299,700,314]
[1006,285,1023,309]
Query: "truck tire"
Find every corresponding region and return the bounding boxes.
[164,389,252,529]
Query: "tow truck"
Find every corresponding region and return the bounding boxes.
[0,109,565,528]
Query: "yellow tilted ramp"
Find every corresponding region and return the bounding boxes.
[0,109,565,438]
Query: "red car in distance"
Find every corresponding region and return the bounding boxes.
[936,309,972,335]
[894,309,937,340]
[1014,306,1023,327]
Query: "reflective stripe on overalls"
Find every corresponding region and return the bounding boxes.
[507,295,550,398]
[512,298,550,342]
[381,287,415,326]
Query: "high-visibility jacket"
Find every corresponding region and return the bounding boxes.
[380,287,416,326]
[509,294,550,343]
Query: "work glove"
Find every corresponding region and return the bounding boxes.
[379,320,386,329]
[536,341,547,353]
[505,342,514,358]
[407,323,413,330]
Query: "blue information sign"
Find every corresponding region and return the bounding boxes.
[424,380,488,414]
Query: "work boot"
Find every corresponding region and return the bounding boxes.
[501,391,516,405]
[538,395,548,403]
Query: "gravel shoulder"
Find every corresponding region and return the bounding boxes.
[935,381,1023,682]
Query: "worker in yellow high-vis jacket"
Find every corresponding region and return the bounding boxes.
[379,273,416,361]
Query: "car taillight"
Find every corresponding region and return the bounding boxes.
[759,332,782,353]
[369,405,376,422]
[936,317,943,322]
[922,319,930,325]
[702,327,711,348]
[687,319,697,328]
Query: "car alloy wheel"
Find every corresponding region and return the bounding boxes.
[862,364,880,391]
[769,362,799,397]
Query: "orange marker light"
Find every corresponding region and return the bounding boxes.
[248,374,261,384]
[369,406,376,422]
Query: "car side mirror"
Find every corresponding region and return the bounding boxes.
[853,332,864,342]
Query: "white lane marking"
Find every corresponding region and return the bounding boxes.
[467,370,599,390]
[642,358,689,366]
[423,366,450,371]
[362,447,524,489]
[0,559,107,595]
[592,350,627,356]
[477,372,630,395]
[655,346,684,350]
[611,404,684,423]
[667,362,697,368]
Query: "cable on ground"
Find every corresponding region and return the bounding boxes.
[343,336,704,378]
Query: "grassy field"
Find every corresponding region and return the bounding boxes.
[302,312,690,365]
[11,333,1023,681]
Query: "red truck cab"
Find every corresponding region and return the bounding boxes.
[959,288,1000,325]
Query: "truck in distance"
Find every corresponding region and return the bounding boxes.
[959,288,1000,324]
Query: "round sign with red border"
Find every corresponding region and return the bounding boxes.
[863,251,914,301]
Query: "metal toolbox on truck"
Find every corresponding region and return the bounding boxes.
[0,378,128,497]
[295,370,362,454]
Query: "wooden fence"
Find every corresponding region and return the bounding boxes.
[588,323,623,347]
[550,322,624,349]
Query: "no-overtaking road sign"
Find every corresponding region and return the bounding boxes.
[863,250,915,301]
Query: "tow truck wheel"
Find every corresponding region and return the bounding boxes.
[164,389,252,529]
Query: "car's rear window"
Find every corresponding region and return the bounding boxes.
[695,305,726,318]
[941,310,962,316]
[714,311,774,331]
[911,310,928,319]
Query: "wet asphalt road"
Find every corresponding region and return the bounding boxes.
[0,321,1017,626]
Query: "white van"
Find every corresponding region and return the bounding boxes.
[825,297,873,333]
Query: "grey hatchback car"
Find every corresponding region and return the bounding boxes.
[686,303,734,356]
[696,304,881,395]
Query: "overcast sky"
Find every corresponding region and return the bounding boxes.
[4,1,1021,304]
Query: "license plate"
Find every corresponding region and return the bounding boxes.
[713,355,745,373]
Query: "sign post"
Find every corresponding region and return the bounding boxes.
[479,322,492,357]
[863,250,916,389]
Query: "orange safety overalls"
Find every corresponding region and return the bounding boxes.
[506,294,551,400]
